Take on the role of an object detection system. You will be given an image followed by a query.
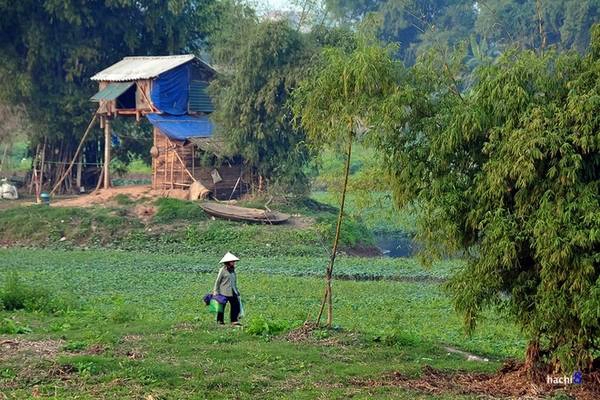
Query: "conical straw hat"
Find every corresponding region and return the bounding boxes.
[220,252,240,263]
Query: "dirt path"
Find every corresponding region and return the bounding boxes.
[352,361,600,399]
[51,185,188,207]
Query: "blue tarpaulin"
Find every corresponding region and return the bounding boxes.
[146,114,214,141]
[150,64,190,115]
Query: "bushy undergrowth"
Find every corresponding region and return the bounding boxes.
[0,271,78,314]
[153,198,208,223]
[315,214,374,247]
[244,315,291,336]
[0,317,32,334]
[0,205,137,244]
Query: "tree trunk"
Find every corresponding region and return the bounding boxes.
[316,137,353,328]
[524,339,544,382]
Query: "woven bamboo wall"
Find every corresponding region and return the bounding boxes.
[151,129,251,199]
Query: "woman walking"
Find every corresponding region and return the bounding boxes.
[213,252,242,326]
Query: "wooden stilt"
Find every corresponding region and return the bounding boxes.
[50,114,97,195]
[76,152,82,190]
[39,137,46,192]
[170,144,174,189]
[104,117,111,189]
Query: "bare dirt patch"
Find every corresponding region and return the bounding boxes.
[133,204,157,222]
[351,360,600,400]
[288,215,315,228]
[285,322,319,343]
[52,185,188,207]
[0,338,64,361]
[284,322,360,347]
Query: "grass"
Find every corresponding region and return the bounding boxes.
[153,197,208,223]
[0,196,377,256]
[0,248,526,399]
[0,204,140,246]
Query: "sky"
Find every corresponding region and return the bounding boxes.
[251,0,299,13]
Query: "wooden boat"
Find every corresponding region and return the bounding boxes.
[200,202,290,224]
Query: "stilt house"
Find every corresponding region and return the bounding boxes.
[90,55,250,199]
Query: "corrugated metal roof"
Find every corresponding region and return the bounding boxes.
[90,82,134,101]
[189,81,214,113]
[91,55,214,82]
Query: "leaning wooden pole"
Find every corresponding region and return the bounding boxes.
[50,114,98,196]
[316,136,353,327]
[103,117,111,189]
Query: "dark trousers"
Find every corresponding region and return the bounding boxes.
[217,294,240,323]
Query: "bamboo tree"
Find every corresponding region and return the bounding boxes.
[293,26,400,327]
[377,24,600,374]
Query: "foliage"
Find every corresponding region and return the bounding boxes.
[0,248,459,282]
[315,214,374,247]
[475,0,600,53]
[0,318,32,334]
[1,271,49,311]
[0,204,139,245]
[244,315,290,336]
[0,248,524,359]
[211,19,312,192]
[293,27,401,150]
[0,271,76,314]
[377,25,600,371]
[326,0,600,64]
[293,25,402,326]
[153,198,208,223]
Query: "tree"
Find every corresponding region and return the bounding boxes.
[326,0,600,64]
[293,27,400,326]
[326,0,477,63]
[0,0,218,191]
[377,25,600,373]
[475,0,600,53]
[210,19,312,193]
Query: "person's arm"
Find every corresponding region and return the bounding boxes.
[213,268,223,295]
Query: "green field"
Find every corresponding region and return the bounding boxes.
[0,248,526,399]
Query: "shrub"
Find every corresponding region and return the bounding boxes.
[153,198,207,223]
[113,194,134,205]
[0,272,78,313]
[0,272,48,311]
[0,318,32,334]
[109,297,139,323]
[315,214,374,247]
[244,315,290,336]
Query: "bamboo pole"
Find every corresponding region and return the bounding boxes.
[28,144,40,194]
[95,164,105,192]
[168,139,196,182]
[76,152,82,190]
[316,137,353,328]
[0,142,9,174]
[170,144,174,189]
[152,129,157,189]
[39,137,47,193]
[104,117,111,189]
[163,144,168,190]
[50,114,97,195]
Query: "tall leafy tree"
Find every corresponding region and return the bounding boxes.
[327,0,600,64]
[476,0,600,53]
[377,25,600,373]
[293,26,400,326]
[326,0,477,63]
[210,19,312,192]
